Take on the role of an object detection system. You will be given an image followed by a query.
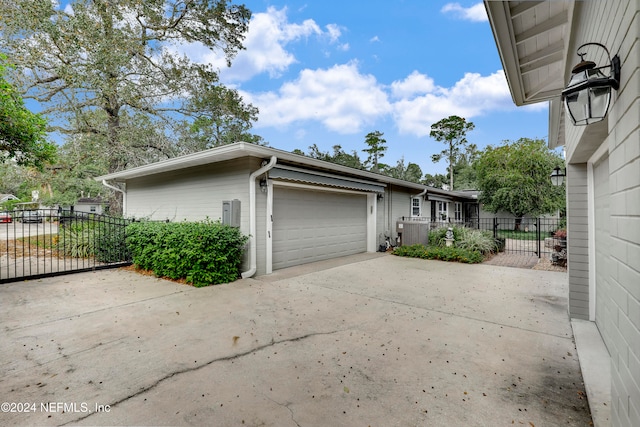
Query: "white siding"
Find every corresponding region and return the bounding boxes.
[125,158,253,272]
[567,164,590,320]
[125,158,252,223]
[565,1,640,425]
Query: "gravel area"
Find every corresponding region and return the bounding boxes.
[533,256,568,272]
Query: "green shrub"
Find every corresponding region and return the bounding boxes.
[56,217,131,262]
[95,219,131,263]
[455,227,496,254]
[429,225,497,254]
[126,219,249,287]
[392,243,484,264]
[57,228,95,258]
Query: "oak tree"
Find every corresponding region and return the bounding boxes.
[0,0,254,173]
[474,138,565,227]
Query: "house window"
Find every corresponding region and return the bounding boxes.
[438,201,448,221]
[90,206,97,212]
[454,202,462,222]
[411,197,421,217]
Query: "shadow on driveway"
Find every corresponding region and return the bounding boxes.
[0,254,591,426]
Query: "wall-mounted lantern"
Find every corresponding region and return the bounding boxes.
[561,42,621,126]
[550,166,566,186]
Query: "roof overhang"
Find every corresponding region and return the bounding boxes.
[484,1,574,106]
[96,142,480,202]
[484,1,576,148]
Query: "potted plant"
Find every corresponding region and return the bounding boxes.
[554,228,567,248]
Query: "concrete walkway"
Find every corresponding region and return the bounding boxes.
[0,254,592,426]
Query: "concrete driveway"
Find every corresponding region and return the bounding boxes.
[0,254,591,426]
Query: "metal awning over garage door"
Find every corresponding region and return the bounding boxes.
[269,166,385,193]
[272,186,367,270]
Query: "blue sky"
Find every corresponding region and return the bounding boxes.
[49,1,550,176]
[203,0,550,175]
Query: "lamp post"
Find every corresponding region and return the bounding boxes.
[561,42,621,126]
[550,166,566,186]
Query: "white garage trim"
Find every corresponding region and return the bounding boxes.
[587,141,609,321]
[266,180,376,273]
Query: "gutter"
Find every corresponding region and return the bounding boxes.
[102,180,127,214]
[241,156,277,279]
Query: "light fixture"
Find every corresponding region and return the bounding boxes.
[561,42,621,126]
[259,178,268,193]
[550,166,566,186]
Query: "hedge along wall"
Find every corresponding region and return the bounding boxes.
[126,220,249,287]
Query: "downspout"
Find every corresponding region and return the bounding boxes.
[412,188,427,216]
[102,180,126,214]
[241,156,277,279]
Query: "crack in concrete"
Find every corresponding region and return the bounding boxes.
[62,329,343,426]
[263,395,301,427]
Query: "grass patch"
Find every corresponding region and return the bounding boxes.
[495,230,541,241]
[18,234,58,249]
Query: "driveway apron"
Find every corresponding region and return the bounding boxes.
[0,255,591,426]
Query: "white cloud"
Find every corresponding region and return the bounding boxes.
[221,7,323,81]
[241,63,524,137]
[241,62,391,134]
[392,70,515,135]
[325,24,342,43]
[390,71,437,99]
[441,3,488,22]
[370,36,380,43]
[168,7,345,82]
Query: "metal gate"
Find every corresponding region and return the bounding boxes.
[0,208,131,284]
[476,217,562,258]
[396,216,564,258]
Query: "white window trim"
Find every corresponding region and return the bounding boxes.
[411,197,421,217]
[454,202,462,222]
[438,201,448,220]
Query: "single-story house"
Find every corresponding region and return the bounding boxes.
[75,197,106,215]
[96,142,478,277]
[485,1,639,426]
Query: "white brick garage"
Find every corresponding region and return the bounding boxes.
[272,186,367,270]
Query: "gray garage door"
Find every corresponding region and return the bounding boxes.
[272,187,367,270]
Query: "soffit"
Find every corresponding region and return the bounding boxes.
[484,1,574,106]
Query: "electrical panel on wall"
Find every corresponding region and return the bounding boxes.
[222,200,241,227]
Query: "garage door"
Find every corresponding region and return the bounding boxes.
[272,187,367,270]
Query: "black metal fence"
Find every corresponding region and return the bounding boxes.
[397,216,564,258]
[475,217,562,257]
[0,208,131,284]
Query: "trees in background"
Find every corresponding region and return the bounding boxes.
[363,131,387,172]
[296,144,365,170]
[0,0,259,210]
[1,0,254,173]
[429,115,475,191]
[474,138,565,227]
[380,158,423,183]
[0,54,55,168]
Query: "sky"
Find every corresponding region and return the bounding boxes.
[48,0,551,176]
[202,0,551,175]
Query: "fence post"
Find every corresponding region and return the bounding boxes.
[536,217,541,258]
[493,218,498,239]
